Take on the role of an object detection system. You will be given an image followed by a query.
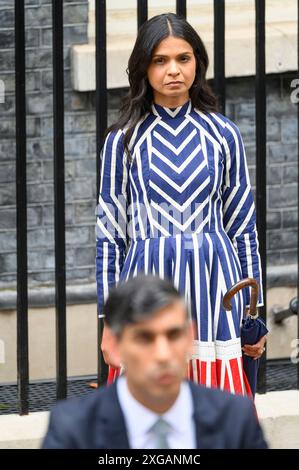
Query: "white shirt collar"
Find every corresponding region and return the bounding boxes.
[117,376,195,449]
[117,376,158,440]
[163,381,194,433]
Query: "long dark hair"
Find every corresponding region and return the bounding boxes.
[105,13,218,158]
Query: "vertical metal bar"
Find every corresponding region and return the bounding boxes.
[52,0,67,400]
[96,0,108,386]
[213,0,226,113]
[176,0,186,18]
[15,0,29,416]
[255,0,267,394]
[297,0,299,390]
[137,0,148,28]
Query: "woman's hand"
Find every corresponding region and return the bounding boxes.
[242,334,267,360]
[101,324,121,368]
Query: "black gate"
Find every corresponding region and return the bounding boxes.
[3,0,299,415]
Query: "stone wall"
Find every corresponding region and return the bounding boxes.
[227,74,298,269]
[0,0,94,290]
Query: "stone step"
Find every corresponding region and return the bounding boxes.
[0,390,298,449]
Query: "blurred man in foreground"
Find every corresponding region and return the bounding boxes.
[42,275,267,449]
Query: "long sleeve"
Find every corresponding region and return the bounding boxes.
[95,130,129,316]
[221,120,264,307]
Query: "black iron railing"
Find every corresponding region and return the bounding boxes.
[138,0,148,26]
[12,0,298,415]
[52,0,67,402]
[15,0,29,416]
[214,0,225,114]
[96,0,108,386]
[255,0,267,394]
[297,0,299,392]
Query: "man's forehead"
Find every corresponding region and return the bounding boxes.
[131,322,188,336]
[126,301,188,332]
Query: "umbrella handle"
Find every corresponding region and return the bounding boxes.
[223,278,259,319]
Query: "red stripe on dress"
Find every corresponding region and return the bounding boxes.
[210,362,218,388]
[107,366,119,385]
[229,358,243,395]
[188,361,194,381]
[216,358,222,386]
[200,361,207,386]
[196,360,200,383]
[223,365,231,393]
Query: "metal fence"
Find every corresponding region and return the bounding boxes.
[10,0,299,415]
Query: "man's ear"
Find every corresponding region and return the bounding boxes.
[102,325,122,367]
[109,333,122,366]
[187,320,195,355]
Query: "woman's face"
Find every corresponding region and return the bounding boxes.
[147,35,196,107]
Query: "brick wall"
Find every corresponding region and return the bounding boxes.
[0,0,95,289]
[0,1,297,295]
[226,74,298,269]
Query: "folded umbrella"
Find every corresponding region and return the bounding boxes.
[223,278,268,398]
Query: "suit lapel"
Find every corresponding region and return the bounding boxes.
[93,381,224,449]
[189,382,222,449]
[94,383,130,449]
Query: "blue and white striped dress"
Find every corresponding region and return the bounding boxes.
[96,99,263,395]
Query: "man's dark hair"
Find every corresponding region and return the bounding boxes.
[103,275,185,336]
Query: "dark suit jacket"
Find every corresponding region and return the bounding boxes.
[42,381,267,449]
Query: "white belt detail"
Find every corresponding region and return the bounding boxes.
[190,338,242,361]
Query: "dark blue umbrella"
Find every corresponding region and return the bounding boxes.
[223,278,268,398]
[240,315,268,397]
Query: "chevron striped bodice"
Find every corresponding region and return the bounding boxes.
[128,99,227,239]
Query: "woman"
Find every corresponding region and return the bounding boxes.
[96,13,266,396]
